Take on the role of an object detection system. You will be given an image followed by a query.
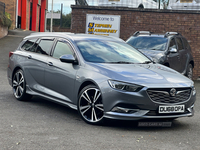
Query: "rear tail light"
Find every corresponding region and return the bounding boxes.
[9,52,14,57]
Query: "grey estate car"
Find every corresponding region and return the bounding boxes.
[126,31,194,79]
[7,33,196,125]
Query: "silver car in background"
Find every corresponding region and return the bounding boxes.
[7,33,196,125]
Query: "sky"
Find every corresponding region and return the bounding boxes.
[48,0,75,14]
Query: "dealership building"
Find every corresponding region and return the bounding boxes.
[0,0,48,32]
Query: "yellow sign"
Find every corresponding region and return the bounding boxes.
[86,14,121,37]
[180,0,193,3]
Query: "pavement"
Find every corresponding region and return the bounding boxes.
[0,29,200,150]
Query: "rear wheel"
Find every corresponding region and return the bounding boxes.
[12,69,32,101]
[78,85,104,125]
[186,64,193,80]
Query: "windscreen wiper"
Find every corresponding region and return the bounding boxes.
[108,61,134,64]
[140,61,152,64]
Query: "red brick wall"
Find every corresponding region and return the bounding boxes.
[71,6,200,80]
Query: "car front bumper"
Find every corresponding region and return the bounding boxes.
[99,81,196,121]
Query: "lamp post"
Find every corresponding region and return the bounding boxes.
[50,0,53,32]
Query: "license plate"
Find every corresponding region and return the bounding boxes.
[159,105,185,113]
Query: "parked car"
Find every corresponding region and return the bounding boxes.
[7,33,196,125]
[126,31,194,79]
[167,0,200,10]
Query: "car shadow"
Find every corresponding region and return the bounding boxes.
[23,96,192,131]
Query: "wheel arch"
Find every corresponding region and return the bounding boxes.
[189,60,194,68]
[78,80,98,96]
[12,66,23,81]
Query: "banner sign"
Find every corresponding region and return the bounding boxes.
[86,14,121,37]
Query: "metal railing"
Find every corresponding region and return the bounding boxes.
[75,0,200,11]
[0,1,5,14]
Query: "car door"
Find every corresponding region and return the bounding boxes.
[176,37,188,74]
[44,38,79,103]
[166,38,182,72]
[23,37,55,93]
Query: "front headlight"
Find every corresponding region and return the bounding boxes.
[108,80,143,92]
[191,83,196,96]
[192,86,196,96]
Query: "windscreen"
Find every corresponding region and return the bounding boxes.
[76,40,150,63]
[127,36,168,51]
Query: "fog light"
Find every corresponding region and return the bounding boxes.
[111,107,139,114]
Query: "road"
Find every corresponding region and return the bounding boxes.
[0,30,200,150]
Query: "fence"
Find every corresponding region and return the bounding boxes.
[0,1,5,14]
[75,0,200,11]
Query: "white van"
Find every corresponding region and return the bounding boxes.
[167,0,200,10]
[98,0,160,9]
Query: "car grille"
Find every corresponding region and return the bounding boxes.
[147,88,191,104]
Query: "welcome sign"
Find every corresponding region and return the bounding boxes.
[86,14,121,37]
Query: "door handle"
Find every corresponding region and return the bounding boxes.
[27,55,32,59]
[47,62,53,66]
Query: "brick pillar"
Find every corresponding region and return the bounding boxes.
[40,0,46,32]
[21,0,27,30]
[32,0,38,31]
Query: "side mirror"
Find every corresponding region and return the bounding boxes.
[60,54,78,64]
[169,48,177,53]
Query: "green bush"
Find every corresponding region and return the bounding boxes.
[0,12,12,28]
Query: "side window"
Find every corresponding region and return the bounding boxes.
[176,37,184,50]
[21,38,37,51]
[52,41,73,59]
[169,38,177,50]
[182,38,190,50]
[29,40,40,52]
[35,39,54,55]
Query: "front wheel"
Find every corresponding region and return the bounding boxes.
[78,85,105,125]
[186,64,193,80]
[12,69,32,101]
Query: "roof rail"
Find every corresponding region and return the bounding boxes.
[133,31,152,36]
[164,32,181,37]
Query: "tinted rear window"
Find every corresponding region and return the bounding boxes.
[21,39,38,51]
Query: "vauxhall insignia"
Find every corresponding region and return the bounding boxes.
[170,88,176,97]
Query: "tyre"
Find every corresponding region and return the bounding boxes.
[12,69,32,101]
[186,64,193,80]
[78,85,104,125]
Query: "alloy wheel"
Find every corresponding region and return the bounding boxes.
[78,87,104,124]
[13,70,25,99]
